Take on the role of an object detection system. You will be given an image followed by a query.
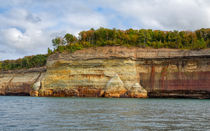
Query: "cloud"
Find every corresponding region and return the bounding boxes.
[0,0,210,60]
[2,28,30,49]
[97,0,210,30]
[0,8,53,60]
[66,13,106,28]
[0,1,107,60]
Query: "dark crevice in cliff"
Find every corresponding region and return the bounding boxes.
[5,93,30,96]
[8,75,15,84]
[34,72,42,83]
[148,90,210,99]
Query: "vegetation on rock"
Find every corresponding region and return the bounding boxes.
[0,55,47,71]
[52,28,210,54]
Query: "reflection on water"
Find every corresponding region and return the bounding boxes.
[0,96,210,130]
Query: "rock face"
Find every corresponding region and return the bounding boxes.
[128,83,147,98]
[0,67,46,96]
[0,46,210,98]
[39,58,142,97]
[139,58,210,98]
[40,46,210,98]
[104,74,127,97]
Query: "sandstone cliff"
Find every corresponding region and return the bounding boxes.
[0,46,210,98]
[0,67,46,96]
[40,46,210,98]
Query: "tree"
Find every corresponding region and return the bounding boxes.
[22,57,30,68]
[0,61,2,71]
[138,30,146,47]
[64,33,77,44]
[145,30,152,45]
[52,37,65,49]
[194,38,207,49]
[48,48,53,55]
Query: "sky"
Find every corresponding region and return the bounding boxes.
[0,0,210,60]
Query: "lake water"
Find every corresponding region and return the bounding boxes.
[0,96,210,131]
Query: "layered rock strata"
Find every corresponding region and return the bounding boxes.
[40,46,210,98]
[39,55,147,98]
[0,46,210,98]
[0,67,46,96]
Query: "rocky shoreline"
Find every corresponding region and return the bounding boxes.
[0,46,210,98]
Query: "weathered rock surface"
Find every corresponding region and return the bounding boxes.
[127,83,147,98]
[103,74,127,97]
[0,67,46,96]
[41,46,210,98]
[0,46,210,98]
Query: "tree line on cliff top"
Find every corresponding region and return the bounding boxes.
[50,28,210,53]
[1,28,210,71]
[0,55,47,71]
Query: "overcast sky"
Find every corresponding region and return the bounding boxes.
[0,0,210,60]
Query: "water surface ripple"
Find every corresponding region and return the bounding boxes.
[0,96,210,131]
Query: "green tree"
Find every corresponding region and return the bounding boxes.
[22,57,30,68]
[48,48,53,55]
[52,37,65,49]
[64,33,77,44]
[0,61,2,70]
[138,30,146,47]
[194,38,207,49]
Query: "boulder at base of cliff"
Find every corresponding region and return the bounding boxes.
[104,74,127,98]
[127,83,147,98]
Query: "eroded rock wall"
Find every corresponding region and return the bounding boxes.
[0,46,209,98]
[0,67,46,96]
[40,46,210,98]
[138,57,210,98]
[39,58,145,97]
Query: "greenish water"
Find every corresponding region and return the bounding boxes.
[0,96,210,131]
